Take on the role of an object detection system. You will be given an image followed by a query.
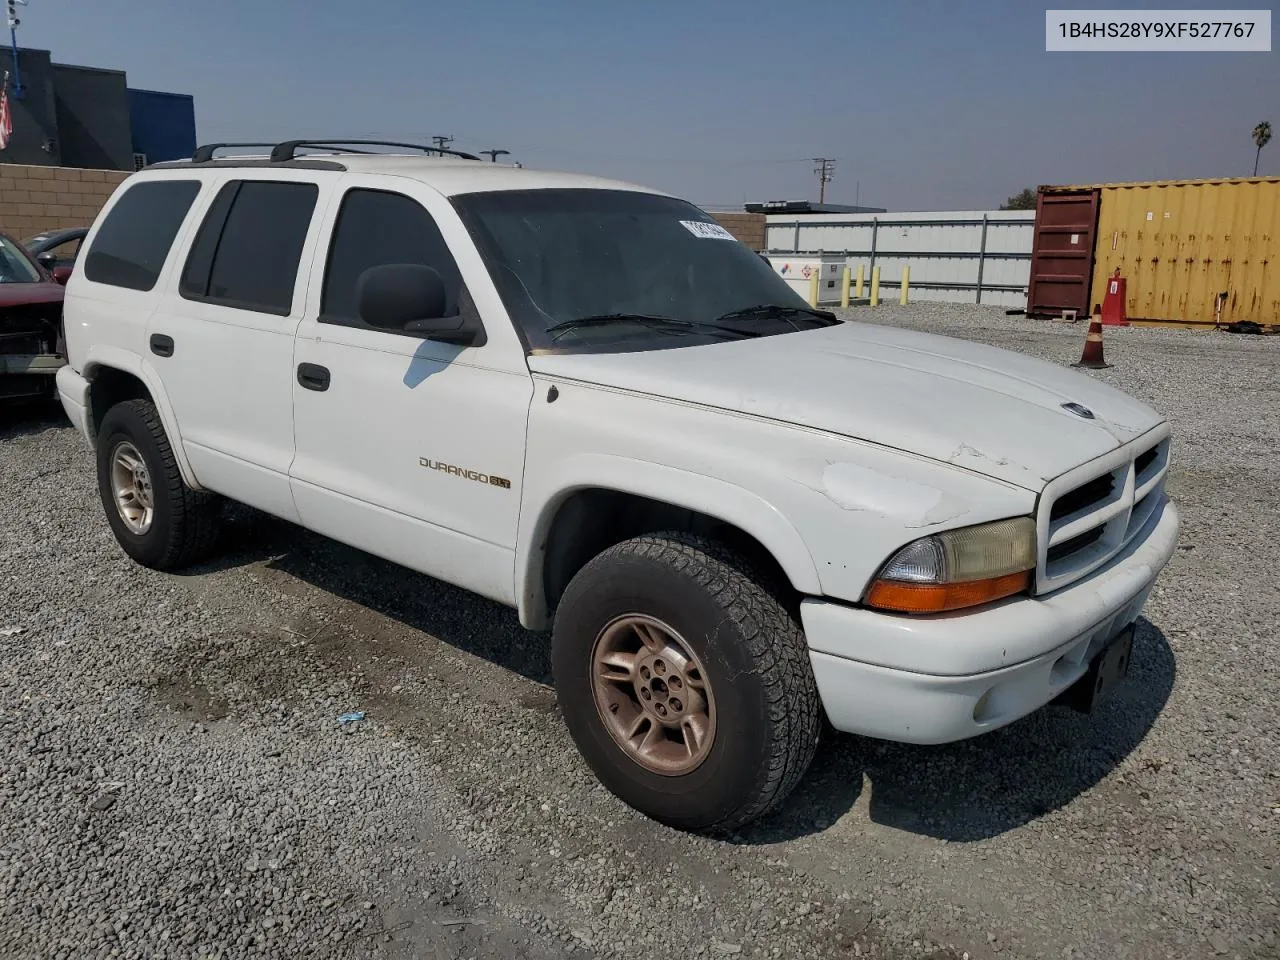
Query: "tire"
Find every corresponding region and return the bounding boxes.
[551,532,821,832]
[95,399,222,570]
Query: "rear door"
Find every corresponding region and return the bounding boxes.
[146,173,332,521]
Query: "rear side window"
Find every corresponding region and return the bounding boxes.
[320,189,464,328]
[83,180,201,291]
[180,180,318,316]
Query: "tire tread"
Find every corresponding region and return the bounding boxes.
[103,399,221,569]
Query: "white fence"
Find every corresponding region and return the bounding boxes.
[765,210,1036,308]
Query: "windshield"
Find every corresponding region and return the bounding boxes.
[0,235,42,284]
[452,188,827,353]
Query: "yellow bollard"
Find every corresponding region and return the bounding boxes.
[899,265,910,305]
[855,263,865,298]
[840,265,851,308]
[870,266,881,306]
[808,270,820,307]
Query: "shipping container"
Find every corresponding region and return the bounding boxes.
[1038,177,1280,326]
[1026,189,1100,319]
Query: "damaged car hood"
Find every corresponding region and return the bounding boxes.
[0,282,64,309]
[527,321,1165,491]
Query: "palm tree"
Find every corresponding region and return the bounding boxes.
[1253,122,1272,176]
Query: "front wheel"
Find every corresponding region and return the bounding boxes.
[551,533,821,832]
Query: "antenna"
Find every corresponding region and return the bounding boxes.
[430,134,453,156]
[6,0,28,98]
[480,148,510,163]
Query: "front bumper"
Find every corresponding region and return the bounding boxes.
[802,495,1179,744]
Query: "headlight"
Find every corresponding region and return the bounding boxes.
[864,517,1037,614]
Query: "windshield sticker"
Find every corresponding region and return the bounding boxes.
[679,220,736,241]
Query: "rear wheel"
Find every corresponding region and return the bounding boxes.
[96,399,222,570]
[551,532,821,832]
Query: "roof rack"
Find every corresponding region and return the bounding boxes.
[268,139,482,163]
[191,142,279,163]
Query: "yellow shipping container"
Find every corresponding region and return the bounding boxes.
[1074,177,1280,326]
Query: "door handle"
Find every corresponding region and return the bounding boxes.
[297,362,331,392]
[149,334,174,357]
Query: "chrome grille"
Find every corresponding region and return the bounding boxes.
[1034,428,1172,594]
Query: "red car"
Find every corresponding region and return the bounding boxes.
[0,229,68,401]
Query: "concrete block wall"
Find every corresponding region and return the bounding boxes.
[0,163,129,239]
[711,212,766,251]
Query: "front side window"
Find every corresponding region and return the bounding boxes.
[180,179,318,316]
[320,188,465,329]
[0,235,42,284]
[451,188,830,354]
[83,179,201,291]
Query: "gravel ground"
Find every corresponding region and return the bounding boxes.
[1,303,1277,960]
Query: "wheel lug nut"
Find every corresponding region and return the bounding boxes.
[670,698,682,712]
[653,660,666,675]
[640,666,650,680]
[640,688,651,700]
[655,703,667,716]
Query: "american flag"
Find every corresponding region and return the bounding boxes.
[0,83,11,151]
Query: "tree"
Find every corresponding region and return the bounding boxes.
[1000,188,1038,210]
[1253,121,1272,176]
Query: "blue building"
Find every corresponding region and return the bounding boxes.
[127,88,197,166]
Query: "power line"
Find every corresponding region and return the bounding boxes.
[812,158,835,204]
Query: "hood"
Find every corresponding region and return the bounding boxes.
[527,321,1164,491]
[0,282,64,309]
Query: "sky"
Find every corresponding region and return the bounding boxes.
[12,0,1279,211]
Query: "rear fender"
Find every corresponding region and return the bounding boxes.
[83,344,203,490]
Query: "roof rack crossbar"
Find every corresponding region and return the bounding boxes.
[269,139,482,163]
[191,142,278,163]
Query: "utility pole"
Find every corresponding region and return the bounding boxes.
[431,134,453,155]
[812,157,835,204]
[480,148,510,163]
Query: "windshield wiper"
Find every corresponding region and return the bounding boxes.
[713,304,840,328]
[546,313,761,342]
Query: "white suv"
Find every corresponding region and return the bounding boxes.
[56,140,1179,832]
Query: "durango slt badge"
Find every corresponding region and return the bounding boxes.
[419,458,512,489]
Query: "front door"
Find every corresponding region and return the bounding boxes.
[289,178,534,606]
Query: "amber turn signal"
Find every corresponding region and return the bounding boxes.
[864,569,1032,614]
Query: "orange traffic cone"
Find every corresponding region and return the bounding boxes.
[1073,305,1111,369]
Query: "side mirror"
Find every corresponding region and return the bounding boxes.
[52,265,72,285]
[36,251,57,270]
[356,263,484,346]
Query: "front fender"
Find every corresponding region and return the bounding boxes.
[516,452,822,629]
[518,375,1037,628]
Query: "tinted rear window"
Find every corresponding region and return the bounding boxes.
[83,180,201,291]
[181,180,318,316]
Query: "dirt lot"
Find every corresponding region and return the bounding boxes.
[1,305,1276,960]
